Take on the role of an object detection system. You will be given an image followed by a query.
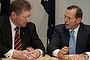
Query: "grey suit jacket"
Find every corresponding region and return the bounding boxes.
[0,15,45,57]
[47,22,90,56]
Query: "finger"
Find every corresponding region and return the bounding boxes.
[61,50,68,55]
[62,46,69,51]
[61,48,69,54]
[28,54,37,59]
[23,54,28,57]
[68,46,72,49]
[62,46,71,53]
[26,47,34,52]
[22,54,29,60]
[27,56,34,60]
[26,47,33,50]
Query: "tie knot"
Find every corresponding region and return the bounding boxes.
[14,27,19,32]
[71,30,74,33]
[70,30,74,36]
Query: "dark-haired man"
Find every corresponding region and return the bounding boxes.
[47,5,90,60]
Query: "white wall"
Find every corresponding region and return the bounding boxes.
[29,0,48,48]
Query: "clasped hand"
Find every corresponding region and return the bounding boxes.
[12,47,40,60]
[24,47,40,60]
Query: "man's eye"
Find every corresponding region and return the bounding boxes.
[22,17,26,19]
[68,17,71,19]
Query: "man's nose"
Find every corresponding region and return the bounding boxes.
[26,17,30,22]
[64,17,69,22]
[64,17,67,22]
[27,19,30,22]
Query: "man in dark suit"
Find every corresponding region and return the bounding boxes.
[47,5,90,60]
[0,0,45,60]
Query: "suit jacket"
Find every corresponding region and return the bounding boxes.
[47,22,90,56]
[0,15,45,57]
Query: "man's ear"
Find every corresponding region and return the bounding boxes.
[11,12,17,18]
[76,18,81,24]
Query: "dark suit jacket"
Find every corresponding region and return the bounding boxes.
[0,15,45,57]
[47,22,90,56]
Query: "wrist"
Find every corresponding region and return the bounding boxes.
[57,51,64,58]
[12,50,20,59]
[35,49,41,58]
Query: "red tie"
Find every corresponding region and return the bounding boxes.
[14,27,22,50]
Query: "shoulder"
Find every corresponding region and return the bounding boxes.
[80,22,90,29]
[26,22,36,27]
[54,24,68,33]
[25,22,36,30]
[84,25,90,32]
[55,24,66,30]
[80,22,90,32]
[0,15,9,25]
[0,15,9,22]
[21,22,37,32]
[0,15,8,20]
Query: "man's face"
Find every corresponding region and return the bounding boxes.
[14,10,31,27]
[64,9,80,30]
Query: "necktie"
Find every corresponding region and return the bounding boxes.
[69,30,75,54]
[14,27,22,50]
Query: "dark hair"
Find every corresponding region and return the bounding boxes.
[9,0,31,16]
[67,5,83,19]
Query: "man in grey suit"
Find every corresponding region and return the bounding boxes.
[47,5,90,60]
[0,0,45,60]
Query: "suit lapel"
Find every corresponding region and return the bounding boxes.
[62,27,70,47]
[76,23,84,53]
[65,30,70,47]
[20,27,27,50]
[7,26,12,48]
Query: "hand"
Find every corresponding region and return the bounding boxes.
[23,47,40,60]
[26,47,40,58]
[57,46,71,59]
[28,49,40,59]
[12,50,29,60]
[68,54,86,60]
[22,49,40,60]
[22,50,37,60]
[26,47,34,52]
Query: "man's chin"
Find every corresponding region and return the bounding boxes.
[21,24,26,27]
[23,23,27,27]
[23,25,26,27]
[65,26,70,29]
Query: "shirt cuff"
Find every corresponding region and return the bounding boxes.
[37,49,43,57]
[4,49,14,58]
[53,49,60,57]
[85,52,90,60]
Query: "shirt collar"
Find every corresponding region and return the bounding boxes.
[69,25,80,34]
[9,18,16,30]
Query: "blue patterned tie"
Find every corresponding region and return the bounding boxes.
[69,30,75,54]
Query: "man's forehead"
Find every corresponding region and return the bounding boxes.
[65,9,77,16]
